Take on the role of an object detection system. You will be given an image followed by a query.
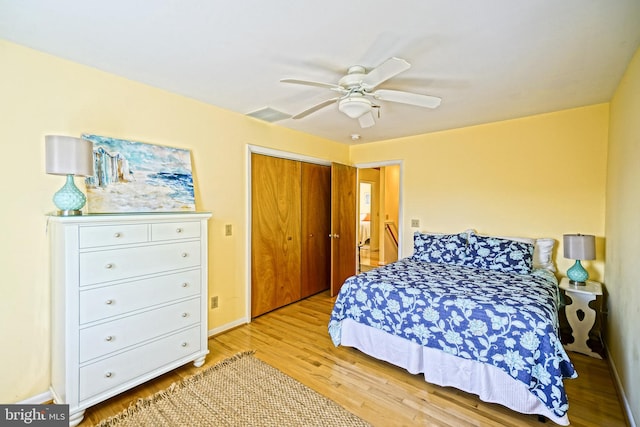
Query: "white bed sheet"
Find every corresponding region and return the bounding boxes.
[340,318,569,426]
[359,220,370,244]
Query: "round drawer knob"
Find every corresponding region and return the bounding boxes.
[181,342,188,347]
[182,282,189,288]
[181,312,188,318]
[105,335,114,342]
[176,228,183,233]
[105,299,114,305]
[105,263,114,269]
[105,372,113,378]
[114,232,121,238]
[181,253,188,258]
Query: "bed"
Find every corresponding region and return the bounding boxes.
[329,231,577,425]
[359,213,371,245]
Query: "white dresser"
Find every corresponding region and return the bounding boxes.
[48,212,211,426]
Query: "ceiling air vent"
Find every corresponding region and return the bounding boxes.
[246,107,291,123]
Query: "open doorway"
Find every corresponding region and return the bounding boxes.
[358,165,400,272]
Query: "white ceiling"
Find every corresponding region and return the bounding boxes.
[2,1,639,144]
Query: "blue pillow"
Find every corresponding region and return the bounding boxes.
[464,234,534,275]
[413,232,468,265]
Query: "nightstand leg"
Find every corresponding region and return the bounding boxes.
[564,292,602,359]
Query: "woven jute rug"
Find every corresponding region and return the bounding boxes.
[95,351,371,427]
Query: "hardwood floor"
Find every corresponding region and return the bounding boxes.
[79,291,629,426]
[359,247,380,272]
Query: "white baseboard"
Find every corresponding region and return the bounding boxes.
[18,390,53,404]
[208,317,250,337]
[607,347,637,427]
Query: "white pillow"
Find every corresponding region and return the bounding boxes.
[532,238,556,272]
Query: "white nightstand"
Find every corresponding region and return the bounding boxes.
[559,277,604,359]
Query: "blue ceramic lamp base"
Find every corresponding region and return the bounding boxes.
[53,174,86,216]
[567,260,588,285]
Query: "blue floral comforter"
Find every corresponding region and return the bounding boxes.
[328,258,576,418]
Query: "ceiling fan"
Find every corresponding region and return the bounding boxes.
[281,57,441,128]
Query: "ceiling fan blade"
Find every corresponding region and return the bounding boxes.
[280,78,342,91]
[291,97,340,119]
[362,57,411,89]
[358,111,376,128]
[373,89,441,108]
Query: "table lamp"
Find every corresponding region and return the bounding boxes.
[563,234,595,285]
[45,135,95,216]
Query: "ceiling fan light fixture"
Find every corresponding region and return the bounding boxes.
[338,96,371,119]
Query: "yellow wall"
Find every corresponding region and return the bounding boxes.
[383,165,400,229]
[381,165,400,264]
[350,104,609,281]
[358,168,381,250]
[0,40,348,402]
[606,46,640,424]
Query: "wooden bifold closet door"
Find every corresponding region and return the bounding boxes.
[251,154,330,318]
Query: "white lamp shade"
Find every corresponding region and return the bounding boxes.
[563,234,596,260]
[338,97,371,119]
[45,135,95,177]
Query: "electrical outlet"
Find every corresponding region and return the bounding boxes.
[211,296,219,309]
[411,219,420,228]
[225,224,232,236]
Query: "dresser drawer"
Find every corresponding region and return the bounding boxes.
[79,326,201,402]
[79,298,200,362]
[79,241,201,286]
[79,224,149,248]
[152,221,200,241]
[79,270,201,324]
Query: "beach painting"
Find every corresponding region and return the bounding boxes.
[82,134,196,213]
